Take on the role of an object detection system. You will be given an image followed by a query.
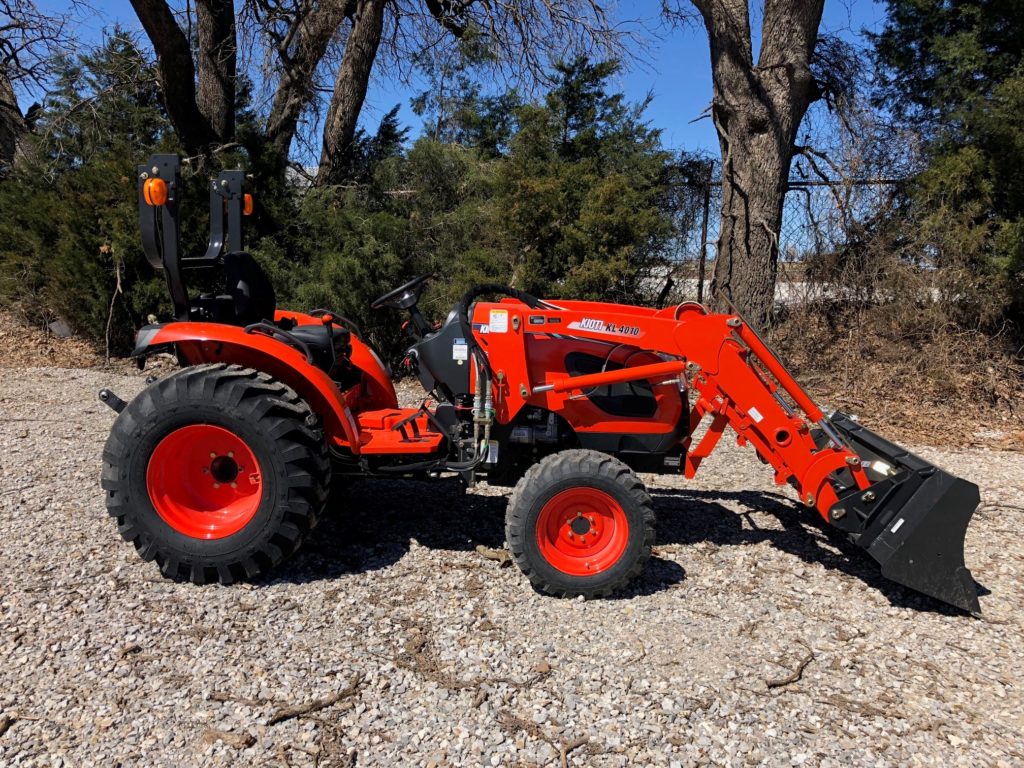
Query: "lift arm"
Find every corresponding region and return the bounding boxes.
[478,298,981,613]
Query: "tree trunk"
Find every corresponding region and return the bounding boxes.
[711,112,789,323]
[316,0,386,186]
[196,0,237,143]
[693,0,824,325]
[0,65,27,172]
[129,0,236,155]
[265,0,353,162]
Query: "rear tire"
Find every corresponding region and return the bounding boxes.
[101,364,330,584]
[506,449,655,597]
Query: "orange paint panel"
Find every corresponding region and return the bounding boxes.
[147,321,361,453]
[356,409,444,455]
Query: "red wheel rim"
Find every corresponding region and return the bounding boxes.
[146,425,263,540]
[535,488,629,575]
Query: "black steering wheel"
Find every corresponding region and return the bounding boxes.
[371,273,433,310]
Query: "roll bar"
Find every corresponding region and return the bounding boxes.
[136,154,251,321]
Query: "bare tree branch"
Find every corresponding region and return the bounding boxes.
[0,0,76,170]
[0,0,72,88]
[258,0,353,158]
[316,0,387,185]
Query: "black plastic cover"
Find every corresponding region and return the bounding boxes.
[827,412,981,614]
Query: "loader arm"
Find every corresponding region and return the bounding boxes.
[473,298,981,613]
[502,304,871,521]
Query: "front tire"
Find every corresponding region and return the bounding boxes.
[101,364,330,584]
[505,449,655,597]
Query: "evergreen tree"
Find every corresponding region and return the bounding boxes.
[0,31,170,350]
[411,37,522,157]
[499,58,680,302]
[38,30,166,168]
[872,0,1024,321]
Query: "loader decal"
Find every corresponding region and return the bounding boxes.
[569,318,643,338]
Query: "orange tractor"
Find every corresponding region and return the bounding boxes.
[99,155,981,613]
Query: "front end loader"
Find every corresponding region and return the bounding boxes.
[98,155,982,614]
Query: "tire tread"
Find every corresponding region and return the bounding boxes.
[506,449,655,598]
[101,364,330,584]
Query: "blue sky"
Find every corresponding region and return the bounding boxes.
[27,0,888,155]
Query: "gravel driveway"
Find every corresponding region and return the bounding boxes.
[1,365,1022,767]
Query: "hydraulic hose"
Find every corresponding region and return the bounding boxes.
[455,284,544,377]
[456,283,544,320]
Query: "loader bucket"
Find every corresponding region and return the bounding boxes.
[825,413,981,614]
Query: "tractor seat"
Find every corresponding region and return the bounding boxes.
[287,323,351,373]
[225,251,276,325]
[190,251,277,326]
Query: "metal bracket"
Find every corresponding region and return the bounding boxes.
[98,389,127,414]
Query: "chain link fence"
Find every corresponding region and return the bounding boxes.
[665,160,904,306]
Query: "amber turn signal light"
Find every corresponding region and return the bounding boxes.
[243,193,254,216]
[143,177,168,207]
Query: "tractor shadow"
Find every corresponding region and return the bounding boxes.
[278,476,509,580]
[273,476,685,596]
[650,486,984,616]
[273,477,980,614]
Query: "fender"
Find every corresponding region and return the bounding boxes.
[348,335,399,410]
[134,322,363,453]
[272,309,398,411]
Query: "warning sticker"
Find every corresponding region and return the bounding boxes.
[489,309,509,333]
[452,338,468,361]
[748,406,764,423]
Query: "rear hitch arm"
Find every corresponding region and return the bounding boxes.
[98,389,127,414]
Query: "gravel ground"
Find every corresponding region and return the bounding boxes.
[1,365,1022,767]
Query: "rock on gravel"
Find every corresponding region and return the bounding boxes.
[1,365,1022,767]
